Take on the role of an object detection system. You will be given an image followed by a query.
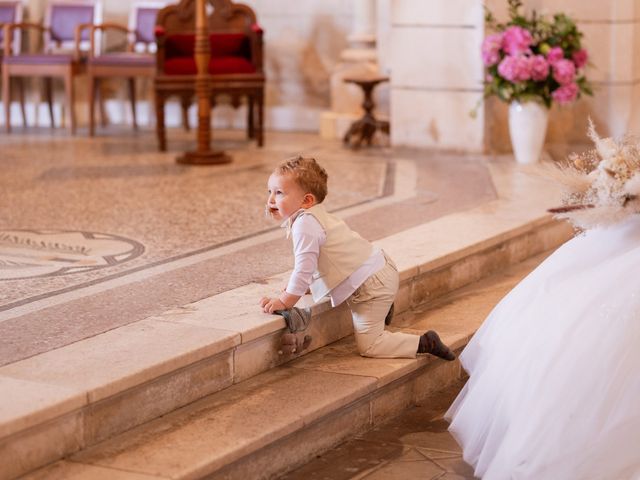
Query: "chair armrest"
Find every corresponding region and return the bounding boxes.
[74,22,94,59]
[155,26,166,73]
[251,23,263,36]
[85,23,134,56]
[3,22,49,56]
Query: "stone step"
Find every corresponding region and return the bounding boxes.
[23,248,552,480]
[0,172,573,479]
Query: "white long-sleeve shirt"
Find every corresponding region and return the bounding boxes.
[284,212,384,307]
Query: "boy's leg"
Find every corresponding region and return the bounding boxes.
[348,255,456,361]
[350,297,420,358]
[348,258,420,358]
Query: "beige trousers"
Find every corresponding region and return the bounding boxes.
[346,254,420,358]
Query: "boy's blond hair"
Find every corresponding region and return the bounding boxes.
[275,156,328,203]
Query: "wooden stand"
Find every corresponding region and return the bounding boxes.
[342,75,390,149]
[177,0,231,165]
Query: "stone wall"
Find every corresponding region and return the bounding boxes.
[484,0,640,155]
[387,0,485,151]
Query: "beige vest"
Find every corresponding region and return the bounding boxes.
[297,204,374,302]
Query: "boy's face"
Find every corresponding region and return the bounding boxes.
[267,173,314,221]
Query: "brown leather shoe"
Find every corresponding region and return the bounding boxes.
[417,330,456,361]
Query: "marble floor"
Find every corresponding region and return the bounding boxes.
[281,380,474,480]
[0,128,500,366]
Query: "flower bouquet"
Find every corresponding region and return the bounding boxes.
[548,121,640,229]
[480,0,592,109]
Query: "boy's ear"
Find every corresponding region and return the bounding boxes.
[303,193,317,207]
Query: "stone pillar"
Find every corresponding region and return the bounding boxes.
[319,0,381,139]
[388,0,485,151]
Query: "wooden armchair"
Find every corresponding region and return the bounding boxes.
[86,2,167,135]
[154,0,265,151]
[2,0,102,133]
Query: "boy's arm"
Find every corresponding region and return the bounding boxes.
[260,215,324,313]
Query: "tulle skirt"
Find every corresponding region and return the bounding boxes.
[446,217,640,480]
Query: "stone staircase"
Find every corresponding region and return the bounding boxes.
[1,189,573,479]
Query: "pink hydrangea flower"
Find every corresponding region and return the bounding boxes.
[572,48,588,69]
[498,55,531,82]
[553,59,576,85]
[530,55,550,81]
[482,33,504,66]
[502,26,533,56]
[546,46,565,64]
[552,82,579,104]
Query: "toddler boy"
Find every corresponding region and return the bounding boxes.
[259,156,455,361]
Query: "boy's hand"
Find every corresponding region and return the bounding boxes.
[260,296,287,314]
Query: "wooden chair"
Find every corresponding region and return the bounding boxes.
[0,0,25,126]
[2,0,102,133]
[154,0,265,151]
[86,1,167,135]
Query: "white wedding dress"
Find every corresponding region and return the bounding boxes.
[446,216,640,480]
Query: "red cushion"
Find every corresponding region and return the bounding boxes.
[210,57,255,74]
[165,34,194,58]
[211,33,249,57]
[164,56,255,75]
[165,33,250,59]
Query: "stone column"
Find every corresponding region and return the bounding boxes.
[388,0,485,151]
[319,0,381,139]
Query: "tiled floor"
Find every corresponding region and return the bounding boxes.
[0,128,498,365]
[281,380,475,480]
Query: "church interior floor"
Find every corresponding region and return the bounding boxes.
[281,379,474,480]
[1,127,523,366]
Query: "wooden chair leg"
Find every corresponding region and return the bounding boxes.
[155,91,166,151]
[257,90,264,147]
[247,95,255,139]
[3,70,11,133]
[180,93,190,131]
[96,82,107,128]
[89,76,97,136]
[128,77,138,131]
[44,77,55,128]
[63,70,76,134]
[17,78,27,127]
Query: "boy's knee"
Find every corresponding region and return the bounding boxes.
[355,336,377,357]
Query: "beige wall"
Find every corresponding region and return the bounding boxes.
[388,0,485,151]
[484,0,640,155]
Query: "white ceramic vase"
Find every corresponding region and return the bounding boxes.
[508,101,549,164]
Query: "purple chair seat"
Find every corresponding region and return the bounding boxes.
[3,53,79,65]
[90,52,154,67]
